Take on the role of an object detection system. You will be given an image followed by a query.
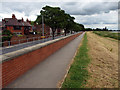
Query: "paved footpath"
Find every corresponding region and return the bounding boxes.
[5,32,85,88]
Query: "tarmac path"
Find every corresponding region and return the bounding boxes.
[5,32,85,88]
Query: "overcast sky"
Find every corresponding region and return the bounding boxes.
[0,0,119,30]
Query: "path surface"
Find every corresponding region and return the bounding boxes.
[5,32,85,88]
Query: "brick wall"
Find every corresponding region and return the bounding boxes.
[3,34,42,47]
[6,26,24,35]
[2,32,82,88]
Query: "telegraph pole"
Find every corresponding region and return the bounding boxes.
[42,15,44,36]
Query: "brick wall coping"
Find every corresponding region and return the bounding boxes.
[1,33,80,63]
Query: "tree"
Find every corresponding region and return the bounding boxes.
[2,30,13,42]
[35,5,85,38]
[73,23,84,32]
[62,14,75,35]
[31,21,35,25]
[2,30,12,36]
[85,28,93,31]
[35,6,66,39]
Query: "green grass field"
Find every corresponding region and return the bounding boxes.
[61,33,90,88]
[93,31,120,40]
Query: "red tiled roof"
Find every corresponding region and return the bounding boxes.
[3,18,31,26]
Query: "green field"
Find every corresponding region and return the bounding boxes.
[93,31,120,40]
[61,33,90,88]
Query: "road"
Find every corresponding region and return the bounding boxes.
[1,34,71,54]
[5,32,85,88]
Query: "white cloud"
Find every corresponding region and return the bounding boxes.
[72,10,118,24]
[85,24,118,30]
[0,1,119,30]
[1,0,119,2]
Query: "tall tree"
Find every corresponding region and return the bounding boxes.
[62,14,75,35]
[73,23,84,32]
[35,6,66,39]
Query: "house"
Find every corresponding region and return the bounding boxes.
[2,14,32,35]
[33,24,51,36]
[33,24,64,36]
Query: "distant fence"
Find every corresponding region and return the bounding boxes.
[1,34,65,47]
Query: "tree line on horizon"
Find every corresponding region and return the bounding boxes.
[33,5,118,39]
[85,27,119,31]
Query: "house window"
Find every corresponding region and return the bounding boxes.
[24,26,31,30]
[13,32,22,35]
[13,26,21,30]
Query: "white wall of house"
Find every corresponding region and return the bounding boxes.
[50,28,52,36]
[61,29,65,34]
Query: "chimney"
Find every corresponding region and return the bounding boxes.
[12,14,16,18]
[2,19,4,21]
[26,18,29,22]
[22,17,24,22]
[26,18,31,24]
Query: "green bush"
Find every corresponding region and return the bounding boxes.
[2,36,11,42]
[2,30,13,42]
[17,34,23,37]
[2,30,12,36]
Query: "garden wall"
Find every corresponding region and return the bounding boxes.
[1,32,82,88]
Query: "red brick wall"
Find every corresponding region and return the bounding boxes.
[2,32,82,88]
[10,35,27,45]
[6,26,24,35]
[3,35,42,46]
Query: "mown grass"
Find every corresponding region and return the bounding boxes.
[61,33,90,88]
[93,31,120,40]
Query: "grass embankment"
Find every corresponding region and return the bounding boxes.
[86,32,118,88]
[93,31,120,40]
[62,33,90,88]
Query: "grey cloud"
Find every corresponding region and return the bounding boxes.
[1,2,62,16]
[118,1,120,9]
[64,2,77,5]
[61,2,118,15]
[1,2,118,16]
[2,2,46,16]
[0,1,118,30]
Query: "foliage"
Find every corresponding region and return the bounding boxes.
[35,6,67,39]
[17,34,23,37]
[61,14,75,35]
[85,28,93,31]
[73,23,84,32]
[2,30,12,36]
[2,30,12,42]
[62,33,90,88]
[35,6,65,28]
[31,21,35,25]
[2,36,11,41]
[93,31,120,40]
[35,5,84,38]
[85,27,110,31]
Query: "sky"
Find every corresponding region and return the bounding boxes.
[0,0,119,30]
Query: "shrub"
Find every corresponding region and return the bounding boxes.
[2,36,11,42]
[17,35,23,37]
[2,30,12,36]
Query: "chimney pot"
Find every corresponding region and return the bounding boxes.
[12,14,16,18]
[22,17,24,22]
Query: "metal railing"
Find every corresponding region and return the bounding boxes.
[1,32,82,48]
[1,33,71,47]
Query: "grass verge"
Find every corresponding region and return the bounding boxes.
[93,31,120,40]
[61,33,90,88]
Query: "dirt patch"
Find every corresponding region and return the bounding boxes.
[86,32,118,88]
